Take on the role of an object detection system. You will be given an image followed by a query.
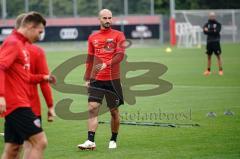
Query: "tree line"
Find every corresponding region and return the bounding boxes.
[1,0,239,18]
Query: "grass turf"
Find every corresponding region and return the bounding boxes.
[0,42,240,159]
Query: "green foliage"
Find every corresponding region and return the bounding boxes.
[102,0,124,15]
[2,0,240,18]
[6,0,24,18]
[77,0,98,16]
[51,0,73,17]
[155,0,169,14]
[29,0,49,17]
[128,0,151,15]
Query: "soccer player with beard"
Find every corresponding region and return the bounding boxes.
[78,9,126,150]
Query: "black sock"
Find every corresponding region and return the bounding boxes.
[219,67,223,71]
[207,68,211,71]
[110,132,118,142]
[88,131,95,142]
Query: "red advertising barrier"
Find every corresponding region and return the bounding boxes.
[169,17,176,46]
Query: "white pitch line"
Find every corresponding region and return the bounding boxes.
[0,133,4,136]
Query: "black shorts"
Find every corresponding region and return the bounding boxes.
[206,42,221,55]
[88,79,124,108]
[4,107,43,145]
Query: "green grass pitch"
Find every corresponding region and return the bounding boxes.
[1,42,240,159]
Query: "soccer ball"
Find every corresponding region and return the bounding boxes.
[165,47,172,53]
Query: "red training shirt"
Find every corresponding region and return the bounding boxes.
[27,43,53,116]
[0,31,45,117]
[85,28,126,81]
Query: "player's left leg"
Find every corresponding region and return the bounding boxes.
[22,141,32,159]
[216,55,223,75]
[14,145,22,159]
[109,107,120,149]
[205,54,212,75]
[207,55,212,72]
[25,132,48,159]
[110,108,120,134]
[106,79,124,149]
[17,116,41,158]
[214,42,223,75]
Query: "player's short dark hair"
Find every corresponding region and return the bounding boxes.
[21,11,46,27]
[15,13,26,29]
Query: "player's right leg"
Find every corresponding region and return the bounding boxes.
[88,102,101,135]
[1,108,24,159]
[204,55,212,76]
[77,102,100,150]
[1,143,21,159]
[78,80,104,150]
[204,43,213,76]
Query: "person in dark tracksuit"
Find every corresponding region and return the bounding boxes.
[203,12,223,76]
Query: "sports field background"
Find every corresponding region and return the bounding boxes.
[0,41,240,159]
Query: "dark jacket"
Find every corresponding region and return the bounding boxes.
[203,20,221,43]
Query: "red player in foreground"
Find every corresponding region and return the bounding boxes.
[0,12,54,159]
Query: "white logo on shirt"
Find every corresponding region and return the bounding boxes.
[93,40,98,47]
[22,49,30,70]
[106,39,113,42]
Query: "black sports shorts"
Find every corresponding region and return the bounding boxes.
[4,107,43,145]
[206,41,222,55]
[88,79,124,108]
